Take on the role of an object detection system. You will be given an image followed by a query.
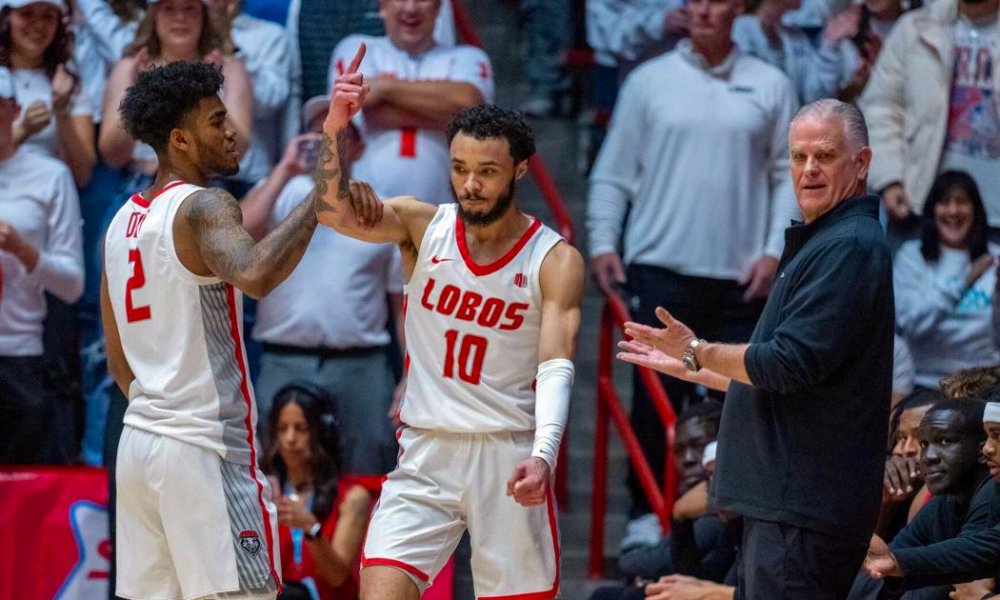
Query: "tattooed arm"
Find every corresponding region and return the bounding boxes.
[178,187,317,299]
[314,43,436,250]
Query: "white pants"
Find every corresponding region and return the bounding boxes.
[116,426,281,600]
[362,428,560,599]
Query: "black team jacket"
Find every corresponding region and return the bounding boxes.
[710,196,894,544]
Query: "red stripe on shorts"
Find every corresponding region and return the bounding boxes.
[479,486,561,600]
[226,283,281,591]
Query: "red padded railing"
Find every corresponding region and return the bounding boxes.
[589,294,678,579]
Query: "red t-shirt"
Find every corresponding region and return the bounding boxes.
[278,477,374,600]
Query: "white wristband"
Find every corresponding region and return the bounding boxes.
[531,358,574,472]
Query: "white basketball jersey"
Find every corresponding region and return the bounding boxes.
[401,204,563,433]
[104,181,258,465]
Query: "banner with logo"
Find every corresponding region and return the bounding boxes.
[0,467,110,600]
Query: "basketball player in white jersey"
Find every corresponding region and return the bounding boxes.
[315,45,585,600]
[99,58,375,600]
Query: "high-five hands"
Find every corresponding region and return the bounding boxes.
[326,43,369,133]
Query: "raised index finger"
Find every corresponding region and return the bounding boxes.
[346,42,367,75]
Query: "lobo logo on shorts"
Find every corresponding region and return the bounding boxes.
[239,530,261,557]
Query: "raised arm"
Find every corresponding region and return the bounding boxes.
[314,43,436,251]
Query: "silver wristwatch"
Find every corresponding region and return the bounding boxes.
[682,338,705,372]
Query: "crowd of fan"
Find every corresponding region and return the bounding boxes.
[0,0,998,597]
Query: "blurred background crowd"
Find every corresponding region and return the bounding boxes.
[0,0,998,597]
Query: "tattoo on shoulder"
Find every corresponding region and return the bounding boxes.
[184,188,242,232]
[313,131,350,214]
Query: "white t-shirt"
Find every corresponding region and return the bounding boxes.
[12,68,94,158]
[401,204,563,433]
[941,16,1000,224]
[329,35,495,206]
[0,150,83,356]
[252,174,403,348]
[105,181,260,465]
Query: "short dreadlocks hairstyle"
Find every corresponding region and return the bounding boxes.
[119,61,223,152]
[446,104,536,164]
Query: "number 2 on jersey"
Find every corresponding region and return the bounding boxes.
[443,329,487,384]
[125,249,151,323]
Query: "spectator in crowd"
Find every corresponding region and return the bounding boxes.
[207,0,293,197]
[619,99,894,597]
[859,0,1000,228]
[263,383,372,600]
[69,0,141,119]
[328,0,494,206]
[290,0,455,105]
[942,364,1000,399]
[71,0,144,468]
[894,171,1000,389]
[0,66,84,464]
[731,0,859,103]
[587,0,799,549]
[878,389,944,538]
[1,0,96,186]
[519,0,571,118]
[585,0,689,77]
[240,96,403,474]
[893,334,915,406]
[861,399,998,599]
[614,402,724,570]
[591,440,742,600]
[98,0,253,184]
[837,0,915,103]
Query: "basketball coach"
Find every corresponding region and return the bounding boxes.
[619,98,894,599]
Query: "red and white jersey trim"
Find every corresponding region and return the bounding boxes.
[399,204,563,433]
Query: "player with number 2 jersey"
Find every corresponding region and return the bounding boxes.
[100,61,377,600]
[316,44,584,600]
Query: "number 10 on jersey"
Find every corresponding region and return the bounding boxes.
[443,329,487,385]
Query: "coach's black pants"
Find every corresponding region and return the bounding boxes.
[735,518,868,600]
[624,264,764,514]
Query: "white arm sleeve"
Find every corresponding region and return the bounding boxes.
[532,358,575,472]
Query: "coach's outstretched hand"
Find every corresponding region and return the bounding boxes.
[507,457,550,507]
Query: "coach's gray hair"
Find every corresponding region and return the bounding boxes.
[792,99,869,149]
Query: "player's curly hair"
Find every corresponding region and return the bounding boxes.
[446,104,536,164]
[119,60,223,152]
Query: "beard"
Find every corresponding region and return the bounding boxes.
[454,178,516,227]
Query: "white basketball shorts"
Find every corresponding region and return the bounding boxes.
[362,427,560,599]
[116,425,281,600]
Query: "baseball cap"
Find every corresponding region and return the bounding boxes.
[986,402,1000,423]
[301,95,330,129]
[0,0,67,12]
[0,67,13,100]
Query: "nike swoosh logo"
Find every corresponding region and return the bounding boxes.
[431,256,453,264]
